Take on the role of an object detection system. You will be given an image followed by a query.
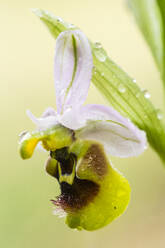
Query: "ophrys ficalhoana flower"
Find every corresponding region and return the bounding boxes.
[19,30,146,231]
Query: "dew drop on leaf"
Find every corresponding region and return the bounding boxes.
[142,89,151,99]
[132,79,136,83]
[57,17,64,23]
[95,50,107,62]
[93,44,107,62]
[94,42,102,49]
[118,84,126,93]
[68,23,75,29]
[156,109,163,120]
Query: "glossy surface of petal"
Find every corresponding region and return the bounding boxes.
[54,30,93,113]
[27,109,58,131]
[72,104,147,157]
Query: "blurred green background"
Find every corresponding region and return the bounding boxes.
[2,0,165,247]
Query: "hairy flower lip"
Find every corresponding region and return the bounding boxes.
[49,147,100,212]
[51,178,100,212]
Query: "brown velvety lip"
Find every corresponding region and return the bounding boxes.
[51,177,99,211]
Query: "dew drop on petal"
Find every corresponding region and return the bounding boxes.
[60,89,66,97]
[65,106,72,112]
[19,131,28,142]
[156,109,163,120]
[118,84,126,93]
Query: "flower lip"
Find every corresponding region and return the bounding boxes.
[51,178,99,211]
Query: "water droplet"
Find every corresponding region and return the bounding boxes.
[57,17,64,23]
[19,131,28,142]
[65,106,72,112]
[60,89,65,97]
[93,44,107,62]
[156,109,163,120]
[94,49,107,62]
[118,84,126,93]
[68,23,75,29]
[101,72,104,77]
[94,42,102,49]
[142,89,151,99]
[132,79,136,83]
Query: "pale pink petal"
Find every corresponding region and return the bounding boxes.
[58,106,85,130]
[27,109,58,131]
[41,107,57,118]
[60,104,147,157]
[54,30,93,114]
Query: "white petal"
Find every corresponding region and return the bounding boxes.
[54,30,93,114]
[27,109,58,131]
[59,106,85,130]
[60,104,147,157]
[41,107,57,118]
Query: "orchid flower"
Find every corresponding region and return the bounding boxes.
[19,30,147,231]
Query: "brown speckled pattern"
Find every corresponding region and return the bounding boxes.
[82,144,108,177]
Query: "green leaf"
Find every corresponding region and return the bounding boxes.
[127,0,165,88]
[32,9,165,163]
